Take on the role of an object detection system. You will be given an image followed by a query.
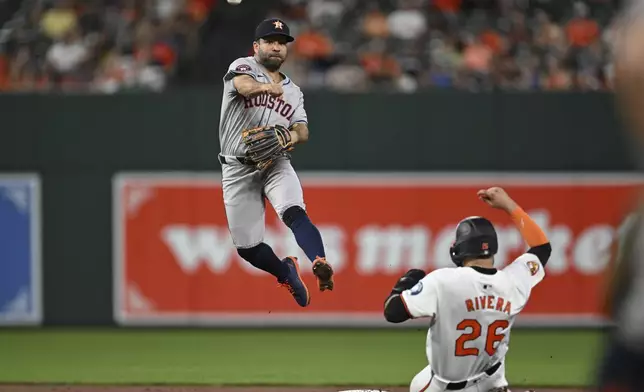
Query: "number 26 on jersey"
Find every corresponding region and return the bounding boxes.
[455,319,509,357]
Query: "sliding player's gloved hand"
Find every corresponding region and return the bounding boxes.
[390,269,427,295]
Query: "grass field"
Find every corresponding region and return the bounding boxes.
[0,328,605,388]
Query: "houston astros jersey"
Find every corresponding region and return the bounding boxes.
[219,56,308,156]
[401,253,545,382]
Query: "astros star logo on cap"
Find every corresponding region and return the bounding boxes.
[273,20,284,29]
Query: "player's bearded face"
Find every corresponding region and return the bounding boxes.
[256,38,287,71]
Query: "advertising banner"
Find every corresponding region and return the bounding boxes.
[113,172,643,327]
[0,174,42,325]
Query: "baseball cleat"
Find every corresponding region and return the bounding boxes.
[278,257,311,307]
[312,256,334,291]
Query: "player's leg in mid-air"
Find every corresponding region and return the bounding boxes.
[221,162,310,307]
[263,157,335,292]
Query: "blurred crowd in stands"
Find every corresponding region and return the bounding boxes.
[0,0,214,93]
[0,0,624,93]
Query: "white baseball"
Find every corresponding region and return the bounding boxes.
[227,0,242,4]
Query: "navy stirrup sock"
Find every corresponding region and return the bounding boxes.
[283,207,326,263]
[237,243,288,280]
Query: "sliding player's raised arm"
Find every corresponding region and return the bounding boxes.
[478,187,551,266]
[507,205,552,266]
[478,187,550,293]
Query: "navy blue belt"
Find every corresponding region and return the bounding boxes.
[444,362,502,390]
[218,154,255,166]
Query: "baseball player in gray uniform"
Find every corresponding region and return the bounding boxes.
[217,18,334,307]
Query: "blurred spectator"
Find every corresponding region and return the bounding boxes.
[358,39,401,85]
[507,10,530,45]
[533,8,566,53]
[387,0,427,41]
[45,27,90,90]
[187,0,216,23]
[307,0,345,28]
[361,7,389,39]
[40,0,78,41]
[434,0,461,14]
[542,56,573,90]
[462,34,493,74]
[292,24,334,61]
[566,1,600,48]
[325,57,369,92]
[479,28,504,55]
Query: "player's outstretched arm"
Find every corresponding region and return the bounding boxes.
[233,75,283,99]
[383,269,425,323]
[478,187,552,266]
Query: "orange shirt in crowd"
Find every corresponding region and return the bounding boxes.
[360,53,400,78]
[434,0,462,13]
[362,10,389,38]
[545,70,573,90]
[293,30,333,60]
[479,29,503,54]
[566,18,599,47]
[0,55,8,90]
[187,0,216,22]
[152,42,176,69]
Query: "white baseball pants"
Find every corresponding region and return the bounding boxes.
[410,362,509,392]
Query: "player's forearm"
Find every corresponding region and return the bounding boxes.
[505,205,552,265]
[233,75,268,98]
[506,206,549,247]
[289,123,309,144]
[383,269,425,323]
[383,294,410,323]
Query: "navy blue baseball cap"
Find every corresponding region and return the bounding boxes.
[254,18,295,43]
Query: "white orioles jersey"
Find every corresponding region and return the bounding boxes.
[400,253,545,382]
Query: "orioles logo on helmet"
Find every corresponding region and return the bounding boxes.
[527,261,540,276]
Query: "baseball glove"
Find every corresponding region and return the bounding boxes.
[390,269,427,295]
[241,124,294,171]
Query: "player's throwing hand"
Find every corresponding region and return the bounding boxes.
[263,83,284,98]
[477,187,518,212]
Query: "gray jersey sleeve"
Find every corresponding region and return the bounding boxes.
[224,57,259,83]
[223,57,264,99]
[289,89,308,126]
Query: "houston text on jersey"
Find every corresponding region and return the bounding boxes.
[243,95,295,121]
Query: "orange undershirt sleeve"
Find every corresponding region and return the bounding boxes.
[509,206,549,247]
